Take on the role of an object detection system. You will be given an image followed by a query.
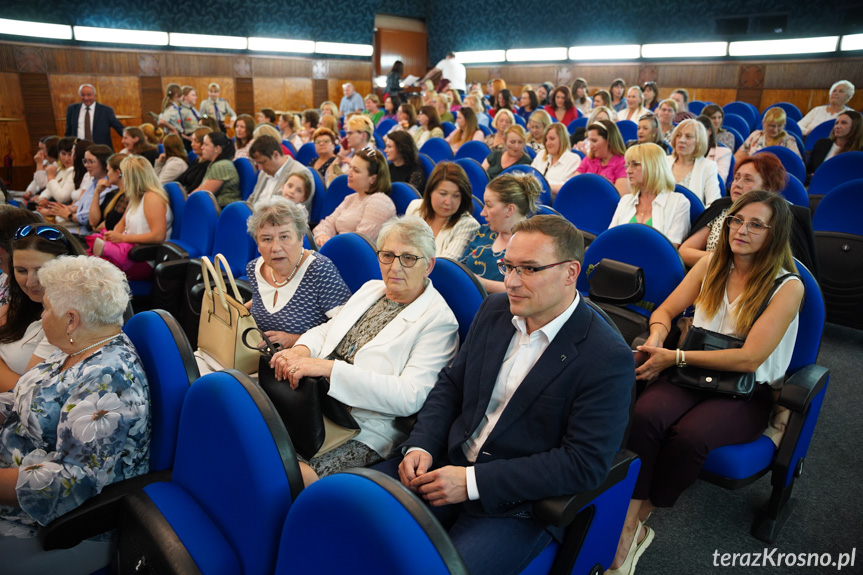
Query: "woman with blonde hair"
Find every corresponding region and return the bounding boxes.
[483,125,532,179]
[463,94,491,128]
[667,119,721,207]
[530,123,581,200]
[91,155,173,279]
[526,109,552,153]
[617,86,651,122]
[576,119,629,196]
[446,107,484,153]
[279,113,303,151]
[154,133,189,184]
[735,107,801,163]
[484,108,516,151]
[140,123,164,145]
[610,143,691,247]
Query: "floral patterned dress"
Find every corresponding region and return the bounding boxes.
[0,335,149,537]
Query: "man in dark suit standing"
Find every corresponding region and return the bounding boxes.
[395,215,634,574]
[64,84,125,148]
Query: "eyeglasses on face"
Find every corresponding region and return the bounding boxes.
[497,260,573,277]
[725,215,770,235]
[377,250,424,268]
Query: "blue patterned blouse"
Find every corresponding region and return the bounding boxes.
[460,224,505,282]
[247,253,352,335]
[0,335,150,536]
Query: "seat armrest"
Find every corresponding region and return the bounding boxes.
[155,259,193,281]
[129,244,159,262]
[38,469,171,551]
[235,279,252,303]
[532,451,637,528]
[777,365,829,413]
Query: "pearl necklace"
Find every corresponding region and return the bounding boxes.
[270,249,304,287]
[68,333,122,358]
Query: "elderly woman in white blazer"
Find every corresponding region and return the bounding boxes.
[666,119,720,207]
[610,143,691,247]
[272,215,459,485]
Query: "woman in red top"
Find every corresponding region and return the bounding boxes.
[544,86,579,126]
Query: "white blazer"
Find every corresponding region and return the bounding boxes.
[707,146,732,183]
[295,279,459,456]
[617,106,651,123]
[609,190,692,245]
[667,155,720,207]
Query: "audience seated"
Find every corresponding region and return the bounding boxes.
[257,107,277,126]
[381,94,400,124]
[460,171,540,293]
[798,80,855,135]
[526,109,552,153]
[696,115,733,182]
[120,126,159,166]
[23,136,59,202]
[702,104,736,150]
[279,113,304,151]
[434,92,454,124]
[280,171,314,223]
[610,78,627,112]
[198,132,241,206]
[247,135,311,208]
[35,137,75,205]
[0,207,41,327]
[516,89,539,122]
[464,94,491,128]
[89,155,173,281]
[680,154,818,275]
[339,114,376,173]
[484,108,515,151]
[482,125,532,179]
[391,102,419,137]
[45,144,114,228]
[667,119,721,207]
[0,224,85,392]
[572,77,592,116]
[446,108,485,154]
[320,100,340,121]
[576,119,629,196]
[610,143,691,247]
[362,94,384,126]
[270,215,458,485]
[642,81,660,111]
[88,154,127,232]
[492,88,516,119]
[657,99,678,143]
[154,134,189,184]
[545,85,579,125]
[808,110,862,173]
[594,89,612,110]
[413,106,445,148]
[612,191,803,573]
[308,127,342,185]
[175,127,212,194]
[314,147,396,246]
[299,109,320,143]
[1,255,150,575]
[339,82,365,116]
[140,123,164,145]
[574,106,616,152]
[671,89,694,123]
[406,162,480,259]
[232,114,256,160]
[735,107,801,163]
[530,123,581,200]
[536,81,554,107]
[618,86,651,122]
[385,130,426,192]
[628,113,671,154]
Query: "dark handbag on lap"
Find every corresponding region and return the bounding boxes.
[587,258,645,306]
[666,273,800,400]
[243,328,360,460]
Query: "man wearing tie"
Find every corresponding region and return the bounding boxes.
[64,84,126,148]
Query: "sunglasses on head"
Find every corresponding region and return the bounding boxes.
[14,225,70,247]
[360,146,380,173]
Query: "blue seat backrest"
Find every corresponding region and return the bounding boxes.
[429,257,487,343]
[454,140,490,164]
[689,101,707,115]
[513,114,526,127]
[319,232,382,293]
[454,157,490,201]
[808,152,863,196]
[722,113,750,139]
[163,182,186,240]
[373,133,385,149]
[212,202,256,277]
[812,179,863,235]
[674,184,705,227]
[472,195,486,224]
[578,224,686,317]
[233,157,257,201]
[567,117,588,135]
[524,146,536,160]
[418,153,436,180]
[755,147,806,183]
[375,118,397,136]
[308,168,326,223]
[479,124,493,137]
[170,371,302,575]
[124,310,198,472]
[724,126,744,152]
[804,120,836,151]
[440,121,456,137]
[177,191,220,257]
[534,204,562,217]
[319,175,354,221]
[499,165,552,205]
[783,118,803,140]
[282,140,297,157]
[554,173,620,237]
[615,120,637,142]
[295,142,318,166]
[420,137,454,164]
[780,174,809,208]
[789,260,825,372]
[390,182,422,216]
[723,102,757,131]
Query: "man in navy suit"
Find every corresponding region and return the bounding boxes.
[396,215,634,574]
[64,84,125,148]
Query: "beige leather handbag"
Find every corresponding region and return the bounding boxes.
[198,254,261,374]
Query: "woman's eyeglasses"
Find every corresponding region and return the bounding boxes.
[14,225,71,246]
[377,251,424,268]
[725,216,770,235]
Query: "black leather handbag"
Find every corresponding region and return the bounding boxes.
[587,258,645,306]
[243,328,360,460]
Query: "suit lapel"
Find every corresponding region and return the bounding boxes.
[467,302,516,433]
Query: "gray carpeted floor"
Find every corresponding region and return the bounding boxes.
[633,322,863,574]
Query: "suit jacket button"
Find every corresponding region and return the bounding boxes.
[464,431,469,437]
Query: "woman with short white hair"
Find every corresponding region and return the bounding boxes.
[0,255,149,575]
[666,119,721,207]
[798,80,855,136]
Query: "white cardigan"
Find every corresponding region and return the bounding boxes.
[617,106,651,122]
[707,146,732,182]
[530,149,582,190]
[405,200,481,259]
[295,279,459,456]
[609,190,692,244]
[667,155,720,207]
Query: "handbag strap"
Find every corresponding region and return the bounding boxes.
[753,273,801,321]
[214,253,244,303]
[242,327,283,359]
[201,256,230,314]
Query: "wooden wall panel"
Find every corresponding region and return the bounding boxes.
[19,73,54,151]
[161,53,234,77]
[313,79,329,108]
[235,78,254,116]
[0,45,16,72]
[285,79,314,111]
[44,48,138,75]
[251,58,312,78]
[763,60,863,89]
[0,72,25,119]
[759,89,815,114]
[378,29,427,79]
[254,78,287,113]
[0,72,30,170]
[49,75,95,125]
[657,64,738,88]
[140,76,164,124]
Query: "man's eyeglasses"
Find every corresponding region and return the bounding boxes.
[377,251,424,268]
[497,260,573,277]
[725,216,770,235]
[14,225,70,247]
